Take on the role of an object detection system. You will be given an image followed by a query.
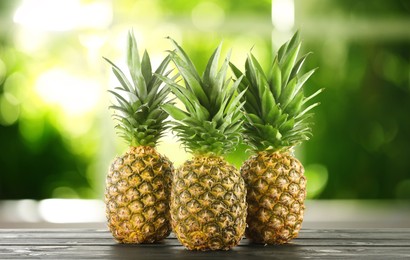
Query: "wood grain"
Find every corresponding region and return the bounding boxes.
[0,229,409,259]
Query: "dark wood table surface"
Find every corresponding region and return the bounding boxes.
[0,228,409,259]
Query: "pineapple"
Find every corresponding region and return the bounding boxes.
[104,31,174,243]
[160,39,247,250]
[230,32,322,244]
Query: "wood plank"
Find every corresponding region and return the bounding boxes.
[1,229,409,241]
[0,236,409,247]
[1,245,410,259]
[0,229,409,259]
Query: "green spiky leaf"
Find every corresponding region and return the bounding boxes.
[232,31,322,152]
[162,104,189,121]
[127,31,147,100]
[162,39,244,156]
[105,30,172,147]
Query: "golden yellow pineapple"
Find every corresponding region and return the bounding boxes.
[160,39,247,250]
[241,151,306,244]
[230,32,322,244]
[104,31,174,243]
[172,156,246,250]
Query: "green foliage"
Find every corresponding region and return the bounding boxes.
[104,31,173,147]
[303,39,410,199]
[0,122,92,199]
[160,38,245,156]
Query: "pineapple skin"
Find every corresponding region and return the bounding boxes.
[240,151,306,244]
[171,155,247,251]
[105,146,173,243]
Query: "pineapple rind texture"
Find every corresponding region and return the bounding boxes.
[105,146,173,243]
[161,39,247,250]
[240,151,306,244]
[171,156,247,250]
[104,30,175,244]
[230,31,320,245]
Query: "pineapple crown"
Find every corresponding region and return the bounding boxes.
[104,30,174,147]
[160,38,245,156]
[230,31,323,152]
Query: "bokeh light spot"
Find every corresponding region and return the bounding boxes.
[305,164,329,198]
[191,2,225,31]
[13,0,112,31]
[35,68,102,116]
[272,0,294,31]
[0,93,20,126]
[0,59,6,85]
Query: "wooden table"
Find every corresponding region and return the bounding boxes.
[0,229,409,259]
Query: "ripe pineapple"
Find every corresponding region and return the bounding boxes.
[104,31,174,243]
[230,32,322,244]
[160,39,247,250]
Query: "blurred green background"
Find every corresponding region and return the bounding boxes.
[0,0,409,201]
